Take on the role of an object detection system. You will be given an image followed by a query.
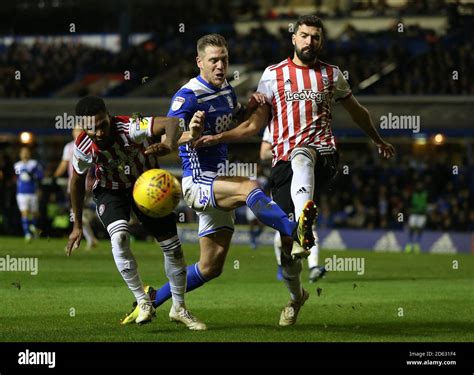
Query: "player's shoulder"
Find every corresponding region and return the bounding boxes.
[113,115,131,125]
[259,59,289,82]
[318,60,342,74]
[74,131,92,153]
[267,58,290,72]
[168,80,201,114]
[180,77,212,98]
[112,115,133,131]
[21,159,40,170]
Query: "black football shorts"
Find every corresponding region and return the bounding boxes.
[93,186,177,239]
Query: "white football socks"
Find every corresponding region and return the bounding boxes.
[281,253,303,301]
[290,148,315,220]
[307,230,320,269]
[159,235,187,308]
[274,231,282,266]
[291,148,321,269]
[109,220,147,303]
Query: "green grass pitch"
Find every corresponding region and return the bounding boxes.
[0,236,473,342]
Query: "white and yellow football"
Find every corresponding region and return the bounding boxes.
[133,169,181,218]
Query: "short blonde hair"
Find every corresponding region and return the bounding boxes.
[197,34,228,55]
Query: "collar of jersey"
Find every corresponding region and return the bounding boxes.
[287,57,319,70]
[196,75,226,92]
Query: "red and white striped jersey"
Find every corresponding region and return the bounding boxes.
[257,57,352,166]
[72,115,160,190]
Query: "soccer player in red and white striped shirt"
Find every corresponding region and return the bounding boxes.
[196,15,395,326]
[65,95,207,330]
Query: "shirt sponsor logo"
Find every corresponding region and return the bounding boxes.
[284,89,328,103]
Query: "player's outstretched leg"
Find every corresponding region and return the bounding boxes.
[245,187,316,250]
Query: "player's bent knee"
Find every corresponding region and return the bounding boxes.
[199,250,226,280]
[199,262,224,280]
[291,146,316,166]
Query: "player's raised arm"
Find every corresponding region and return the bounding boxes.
[145,112,204,154]
[233,92,267,123]
[66,170,87,256]
[340,95,395,159]
[194,104,270,148]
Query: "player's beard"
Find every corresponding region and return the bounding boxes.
[295,46,318,64]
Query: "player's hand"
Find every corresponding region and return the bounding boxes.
[144,142,172,156]
[375,139,395,159]
[247,92,266,112]
[193,135,219,148]
[189,111,205,140]
[66,227,83,256]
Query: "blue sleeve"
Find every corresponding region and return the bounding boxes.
[167,89,197,127]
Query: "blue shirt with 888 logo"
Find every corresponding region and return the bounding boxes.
[167,75,239,179]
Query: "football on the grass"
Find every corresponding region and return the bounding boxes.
[133,169,181,218]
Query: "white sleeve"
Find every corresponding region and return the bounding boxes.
[128,116,154,144]
[72,146,93,175]
[262,126,272,144]
[256,68,274,105]
[333,67,352,101]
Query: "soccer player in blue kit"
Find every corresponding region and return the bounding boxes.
[14,147,44,242]
[121,34,317,327]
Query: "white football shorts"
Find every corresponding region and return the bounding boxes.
[182,172,234,237]
[16,193,39,213]
[408,214,427,229]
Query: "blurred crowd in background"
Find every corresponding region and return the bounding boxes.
[1,0,473,97]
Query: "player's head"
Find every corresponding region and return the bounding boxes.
[196,33,228,88]
[75,96,111,148]
[292,15,325,64]
[19,146,31,161]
